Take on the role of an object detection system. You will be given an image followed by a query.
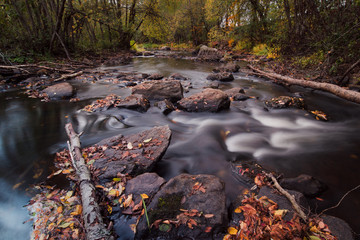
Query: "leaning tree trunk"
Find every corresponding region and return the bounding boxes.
[65,123,111,240]
[248,65,360,104]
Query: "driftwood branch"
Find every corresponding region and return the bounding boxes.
[266,173,308,222]
[248,65,360,104]
[55,71,83,82]
[320,184,360,216]
[65,123,111,240]
[0,64,75,73]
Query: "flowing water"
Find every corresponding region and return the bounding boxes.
[1,56,360,239]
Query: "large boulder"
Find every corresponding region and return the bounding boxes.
[92,126,171,181]
[136,174,227,240]
[177,88,230,112]
[42,82,74,99]
[197,45,223,61]
[265,96,305,109]
[206,72,234,82]
[132,80,183,102]
[280,174,327,198]
[115,94,150,112]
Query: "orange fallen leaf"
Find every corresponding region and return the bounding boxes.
[204,226,212,233]
[228,226,238,235]
[204,214,214,218]
[57,206,63,213]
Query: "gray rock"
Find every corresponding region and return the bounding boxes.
[169,73,188,80]
[148,73,164,80]
[197,45,223,61]
[136,174,227,240]
[206,72,234,82]
[258,186,309,221]
[178,88,230,112]
[265,96,306,109]
[115,94,150,112]
[42,82,74,99]
[322,215,355,240]
[280,174,327,198]
[213,63,240,73]
[93,126,171,180]
[125,173,166,204]
[155,99,175,115]
[224,88,245,97]
[132,80,183,102]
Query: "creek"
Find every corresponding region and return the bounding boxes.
[1,56,360,239]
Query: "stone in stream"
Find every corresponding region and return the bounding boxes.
[169,73,188,80]
[132,80,183,102]
[114,94,150,112]
[155,99,175,115]
[265,96,306,109]
[125,173,166,206]
[42,82,74,100]
[197,45,223,61]
[279,174,327,198]
[257,186,309,222]
[213,63,240,73]
[224,87,249,101]
[135,174,227,240]
[321,215,355,240]
[177,88,230,112]
[92,126,171,180]
[206,72,234,82]
[147,73,164,80]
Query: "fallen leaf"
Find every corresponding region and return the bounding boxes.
[107,205,112,214]
[87,159,95,165]
[234,206,242,213]
[204,226,212,232]
[223,234,232,240]
[318,221,325,229]
[58,222,71,228]
[127,142,133,150]
[228,227,238,235]
[65,191,73,199]
[123,194,133,208]
[273,209,288,218]
[57,206,63,213]
[113,178,121,182]
[108,189,120,197]
[204,214,214,218]
[70,205,82,216]
[141,193,149,199]
[143,138,152,143]
[12,181,25,190]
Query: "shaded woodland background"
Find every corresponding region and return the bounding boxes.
[0,0,359,75]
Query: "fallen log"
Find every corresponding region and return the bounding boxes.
[0,64,75,73]
[55,71,83,82]
[248,65,360,104]
[65,123,111,240]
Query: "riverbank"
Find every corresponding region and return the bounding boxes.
[1,49,359,239]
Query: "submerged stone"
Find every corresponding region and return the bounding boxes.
[42,82,74,100]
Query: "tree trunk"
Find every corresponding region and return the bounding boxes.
[248,65,360,104]
[65,123,112,240]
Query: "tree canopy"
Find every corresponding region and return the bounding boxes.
[0,0,359,73]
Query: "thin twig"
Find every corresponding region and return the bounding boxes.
[320,184,360,216]
[266,172,308,222]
